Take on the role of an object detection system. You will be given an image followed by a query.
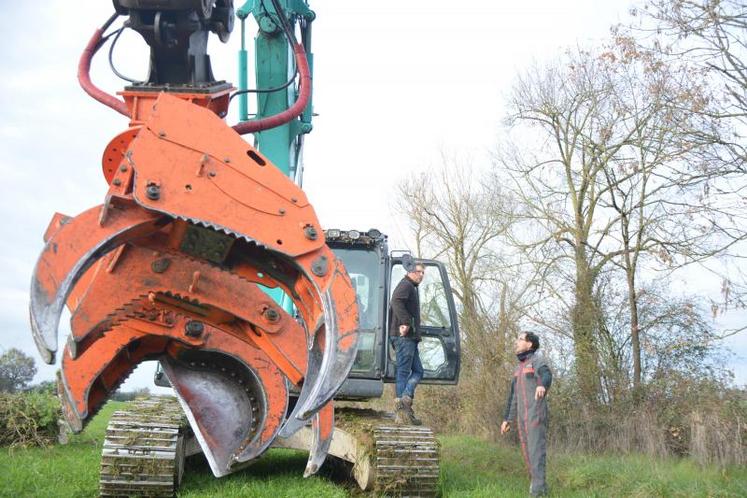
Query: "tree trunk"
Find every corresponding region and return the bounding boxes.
[626,267,642,392]
[572,255,601,403]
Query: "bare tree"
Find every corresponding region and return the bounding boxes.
[495,42,744,399]
[618,0,747,330]
[497,50,634,402]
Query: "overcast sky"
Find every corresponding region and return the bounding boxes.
[0,0,743,391]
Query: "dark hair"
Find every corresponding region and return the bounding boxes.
[523,332,540,351]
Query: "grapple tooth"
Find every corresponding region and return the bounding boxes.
[160,340,288,477]
[304,401,334,477]
[58,328,169,432]
[293,258,360,421]
[29,202,167,363]
[278,329,323,438]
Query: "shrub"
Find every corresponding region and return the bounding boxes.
[0,391,61,447]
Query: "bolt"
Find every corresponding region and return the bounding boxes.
[146,184,160,200]
[303,225,318,240]
[151,257,171,273]
[112,178,122,186]
[264,307,280,323]
[311,255,328,277]
[185,320,204,337]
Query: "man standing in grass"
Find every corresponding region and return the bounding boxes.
[501,331,552,497]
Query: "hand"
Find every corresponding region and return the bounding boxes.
[399,325,409,336]
[500,421,510,435]
[535,386,546,400]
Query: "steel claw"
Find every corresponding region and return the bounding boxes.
[29,203,167,363]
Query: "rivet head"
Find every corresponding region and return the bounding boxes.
[209,171,216,177]
[303,225,318,240]
[311,255,329,277]
[112,178,122,186]
[185,320,204,337]
[119,164,128,172]
[146,184,160,200]
[158,131,166,138]
[263,307,280,323]
[278,208,286,215]
[151,258,171,273]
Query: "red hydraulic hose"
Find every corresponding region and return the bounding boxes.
[232,42,311,135]
[78,28,130,117]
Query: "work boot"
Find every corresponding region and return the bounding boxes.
[394,398,409,425]
[400,395,422,426]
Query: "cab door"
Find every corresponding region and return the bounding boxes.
[384,256,461,384]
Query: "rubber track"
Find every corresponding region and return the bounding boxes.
[99,397,188,497]
[374,425,440,497]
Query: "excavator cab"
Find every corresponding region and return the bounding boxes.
[326,229,461,401]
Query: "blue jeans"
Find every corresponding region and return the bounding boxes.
[391,337,423,398]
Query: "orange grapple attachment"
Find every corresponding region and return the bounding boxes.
[30,91,359,477]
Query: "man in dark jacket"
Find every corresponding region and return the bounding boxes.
[501,331,552,496]
[389,259,425,425]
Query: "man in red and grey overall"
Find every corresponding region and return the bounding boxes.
[501,332,552,496]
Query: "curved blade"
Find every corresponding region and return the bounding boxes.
[293,255,360,421]
[304,401,334,477]
[162,341,287,477]
[58,328,170,432]
[29,202,167,363]
[278,327,323,438]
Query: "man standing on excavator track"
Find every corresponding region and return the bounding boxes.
[389,258,426,425]
[501,331,552,496]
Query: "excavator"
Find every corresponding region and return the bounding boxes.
[28,1,461,496]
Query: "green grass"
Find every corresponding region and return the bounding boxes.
[1,406,745,497]
[440,435,747,497]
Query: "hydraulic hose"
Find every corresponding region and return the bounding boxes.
[231,42,311,135]
[78,20,130,118]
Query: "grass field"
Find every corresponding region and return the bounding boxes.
[1,401,745,497]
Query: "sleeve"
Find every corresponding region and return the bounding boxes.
[503,377,517,421]
[390,281,414,329]
[537,365,552,390]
